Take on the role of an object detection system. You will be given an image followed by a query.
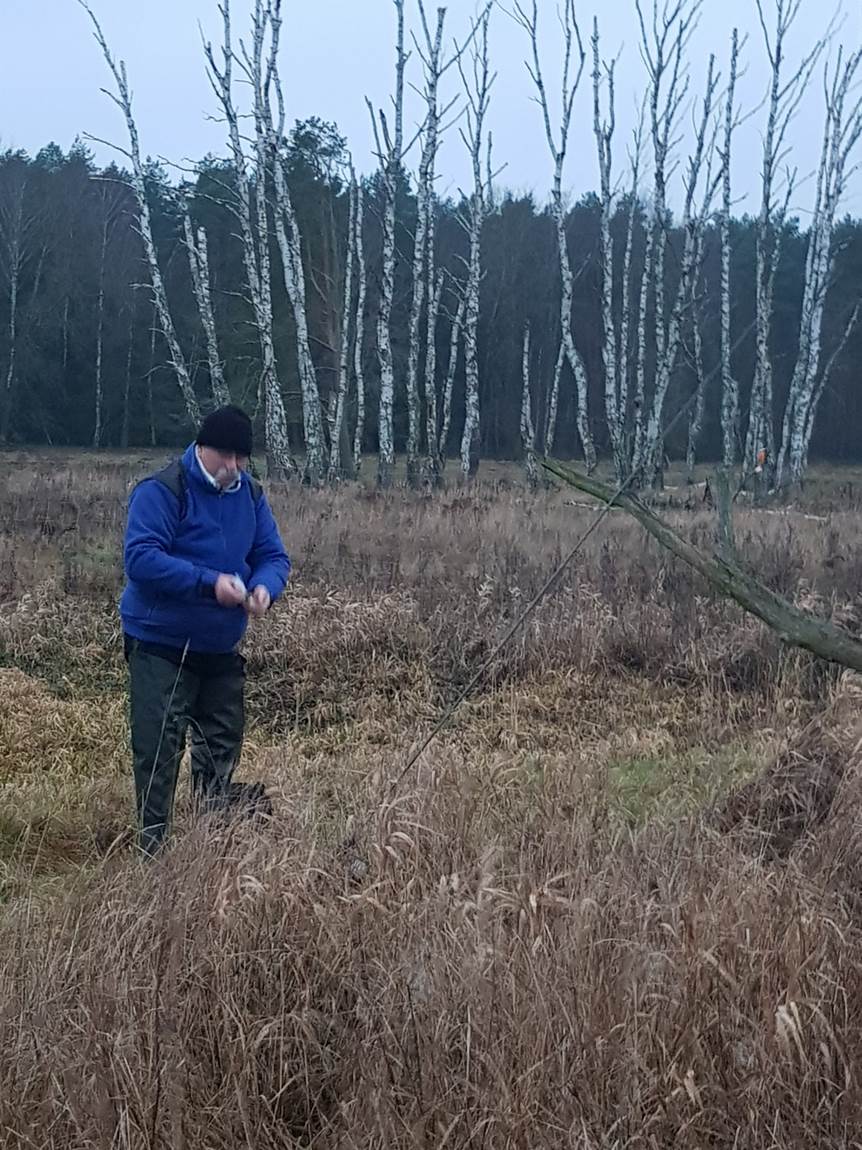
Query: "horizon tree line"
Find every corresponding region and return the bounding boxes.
[0,0,860,494]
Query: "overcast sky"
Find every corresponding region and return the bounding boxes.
[1,0,859,217]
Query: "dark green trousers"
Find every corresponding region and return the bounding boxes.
[125,638,245,856]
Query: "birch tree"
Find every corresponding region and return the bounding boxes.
[591,19,623,477]
[438,283,466,465]
[776,47,862,488]
[80,2,201,428]
[515,0,595,470]
[423,267,444,483]
[744,0,826,492]
[520,322,538,487]
[264,0,327,484]
[203,0,292,477]
[367,0,407,489]
[632,0,717,487]
[183,209,231,406]
[613,108,646,479]
[719,28,742,468]
[329,173,358,481]
[352,179,367,478]
[459,8,494,478]
[684,142,720,480]
[405,4,446,487]
[799,304,860,474]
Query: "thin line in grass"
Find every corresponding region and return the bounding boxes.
[395,319,759,788]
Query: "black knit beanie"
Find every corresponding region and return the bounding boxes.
[196,405,253,457]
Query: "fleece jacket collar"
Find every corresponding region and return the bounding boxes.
[192,444,242,493]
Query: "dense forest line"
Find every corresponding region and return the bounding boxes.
[1,0,860,486]
[2,137,859,465]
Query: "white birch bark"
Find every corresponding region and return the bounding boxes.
[459,9,494,478]
[404,5,446,487]
[779,48,862,487]
[720,29,741,468]
[745,0,826,491]
[439,286,466,465]
[634,0,707,485]
[617,106,645,471]
[800,303,860,472]
[367,0,406,489]
[352,181,367,478]
[515,0,595,470]
[203,0,293,476]
[424,268,444,484]
[328,175,357,481]
[683,94,723,481]
[251,4,295,480]
[592,19,621,477]
[521,323,538,488]
[183,212,230,407]
[80,2,200,428]
[264,0,327,484]
[685,207,712,480]
[545,342,565,452]
[631,191,655,476]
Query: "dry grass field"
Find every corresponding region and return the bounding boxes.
[2,450,862,1147]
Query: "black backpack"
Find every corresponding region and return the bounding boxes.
[136,458,263,520]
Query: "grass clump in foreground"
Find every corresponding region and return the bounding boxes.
[1,453,862,1145]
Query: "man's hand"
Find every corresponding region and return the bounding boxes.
[214,573,248,608]
[245,585,271,618]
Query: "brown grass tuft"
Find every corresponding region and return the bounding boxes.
[2,453,862,1145]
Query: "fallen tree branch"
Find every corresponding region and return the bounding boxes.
[542,456,862,673]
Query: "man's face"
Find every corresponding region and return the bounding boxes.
[199,445,249,488]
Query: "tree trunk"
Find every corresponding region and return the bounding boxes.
[329,177,357,482]
[439,288,465,467]
[258,2,313,481]
[82,2,200,428]
[517,0,595,471]
[203,0,293,478]
[545,457,862,675]
[424,268,444,486]
[685,233,709,482]
[352,182,367,479]
[593,20,621,476]
[459,10,492,480]
[744,2,825,490]
[521,323,538,487]
[460,214,482,478]
[184,214,230,407]
[720,30,740,468]
[368,0,406,489]
[93,213,107,448]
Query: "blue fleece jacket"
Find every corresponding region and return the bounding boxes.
[120,443,291,654]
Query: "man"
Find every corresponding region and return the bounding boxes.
[120,405,291,855]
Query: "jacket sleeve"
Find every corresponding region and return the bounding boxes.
[246,491,291,603]
[124,480,220,601]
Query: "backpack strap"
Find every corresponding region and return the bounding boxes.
[151,459,189,519]
[133,457,262,516]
